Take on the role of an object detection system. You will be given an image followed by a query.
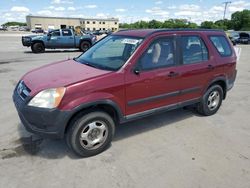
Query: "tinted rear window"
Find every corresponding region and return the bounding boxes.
[210,36,232,57]
[62,29,72,36]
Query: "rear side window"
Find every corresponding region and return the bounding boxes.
[181,36,208,65]
[210,36,232,57]
[62,29,72,36]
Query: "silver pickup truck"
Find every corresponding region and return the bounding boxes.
[22,29,97,53]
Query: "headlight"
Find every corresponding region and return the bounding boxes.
[23,37,31,41]
[28,87,65,108]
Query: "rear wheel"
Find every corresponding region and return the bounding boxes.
[66,111,115,157]
[197,85,223,116]
[31,42,45,53]
[79,41,91,52]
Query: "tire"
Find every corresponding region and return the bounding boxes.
[31,42,45,53]
[79,41,91,52]
[66,111,115,157]
[197,85,223,116]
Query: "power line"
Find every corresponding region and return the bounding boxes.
[223,1,232,19]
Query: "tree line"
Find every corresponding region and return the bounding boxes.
[120,9,250,31]
[2,22,27,27]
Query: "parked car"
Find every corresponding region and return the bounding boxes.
[0,26,7,31]
[22,29,96,53]
[19,27,29,31]
[228,32,240,45]
[13,29,237,157]
[238,32,250,44]
[105,30,113,35]
[31,29,44,34]
[93,30,106,36]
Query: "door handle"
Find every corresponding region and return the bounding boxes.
[69,37,73,39]
[168,71,179,77]
[207,65,214,70]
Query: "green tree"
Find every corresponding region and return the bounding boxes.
[138,21,149,28]
[119,23,131,29]
[187,22,198,28]
[148,20,162,28]
[241,10,250,30]
[171,19,188,28]
[231,9,250,30]
[162,20,174,28]
[200,21,218,29]
[214,19,231,30]
[231,11,243,30]
[2,22,27,27]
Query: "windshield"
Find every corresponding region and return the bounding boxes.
[75,35,143,71]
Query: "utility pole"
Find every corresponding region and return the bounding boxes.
[223,1,231,20]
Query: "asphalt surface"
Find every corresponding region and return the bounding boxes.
[0,33,250,188]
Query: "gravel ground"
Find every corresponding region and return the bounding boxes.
[0,33,250,188]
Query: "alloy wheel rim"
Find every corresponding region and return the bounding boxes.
[207,90,220,111]
[79,120,108,150]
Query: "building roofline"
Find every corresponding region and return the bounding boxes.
[26,15,119,22]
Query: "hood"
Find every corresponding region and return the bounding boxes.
[23,35,41,38]
[22,59,111,96]
[23,35,43,38]
[23,35,45,40]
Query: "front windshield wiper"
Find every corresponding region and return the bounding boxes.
[83,62,100,69]
[73,57,78,62]
[73,57,115,71]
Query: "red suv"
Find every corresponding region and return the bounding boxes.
[13,29,237,157]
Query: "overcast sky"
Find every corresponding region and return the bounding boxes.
[0,0,250,25]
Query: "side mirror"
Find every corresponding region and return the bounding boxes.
[47,33,51,40]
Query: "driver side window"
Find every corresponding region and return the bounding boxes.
[139,37,175,70]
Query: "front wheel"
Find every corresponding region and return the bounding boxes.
[197,85,223,116]
[31,42,45,53]
[66,111,115,157]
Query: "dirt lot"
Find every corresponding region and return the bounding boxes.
[0,33,250,188]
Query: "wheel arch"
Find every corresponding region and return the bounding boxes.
[80,39,92,45]
[64,100,124,136]
[205,77,227,99]
[31,40,45,46]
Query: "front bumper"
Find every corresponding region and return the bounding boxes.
[13,86,72,139]
[22,37,31,47]
[227,69,237,91]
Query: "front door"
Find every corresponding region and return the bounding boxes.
[47,30,61,48]
[125,36,181,116]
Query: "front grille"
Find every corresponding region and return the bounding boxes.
[22,37,31,46]
[17,81,31,100]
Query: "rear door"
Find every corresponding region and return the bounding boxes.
[61,29,75,48]
[125,36,181,116]
[177,34,216,102]
[209,35,237,89]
